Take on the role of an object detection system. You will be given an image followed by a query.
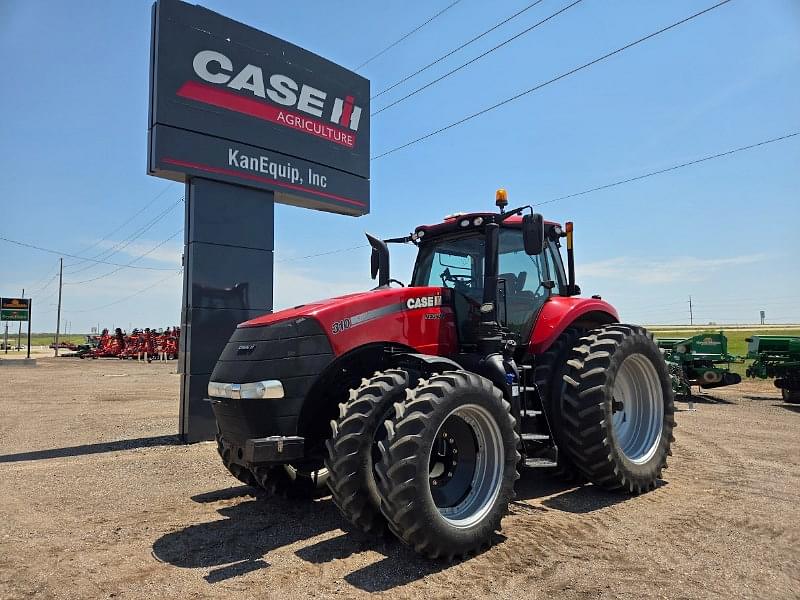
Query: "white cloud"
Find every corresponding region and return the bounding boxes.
[273,262,365,310]
[580,253,769,285]
[93,238,182,265]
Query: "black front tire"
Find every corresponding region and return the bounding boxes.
[376,371,520,560]
[561,325,675,494]
[250,462,330,499]
[326,369,414,535]
[215,433,259,488]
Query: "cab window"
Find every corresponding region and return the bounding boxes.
[497,229,550,333]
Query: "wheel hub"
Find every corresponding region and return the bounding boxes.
[429,430,460,488]
[610,353,664,464]
[427,404,504,529]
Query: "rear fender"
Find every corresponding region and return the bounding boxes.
[528,296,619,355]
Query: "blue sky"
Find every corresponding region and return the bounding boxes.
[1,0,798,333]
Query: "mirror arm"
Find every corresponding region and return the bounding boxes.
[384,235,413,244]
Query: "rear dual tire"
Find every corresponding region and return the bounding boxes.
[533,326,584,481]
[561,325,675,493]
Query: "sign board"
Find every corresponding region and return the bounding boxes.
[1,298,30,322]
[148,0,370,216]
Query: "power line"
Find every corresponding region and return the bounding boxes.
[25,261,62,294]
[0,235,178,271]
[27,271,60,296]
[372,0,582,116]
[65,182,175,268]
[535,131,800,207]
[65,197,184,274]
[275,244,369,263]
[356,0,464,71]
[261,129,794,272]
[59,270,183,314]
[372,0,546,100]
[64,230,183,286]
[372,0,734,160]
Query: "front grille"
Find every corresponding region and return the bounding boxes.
[210,316,333,442]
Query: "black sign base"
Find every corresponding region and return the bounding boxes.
[179,177,274,442]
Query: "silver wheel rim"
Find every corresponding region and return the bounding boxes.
[428,403,504,529]
[611,353,664,464]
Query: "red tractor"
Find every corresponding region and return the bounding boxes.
[208,191,675,559]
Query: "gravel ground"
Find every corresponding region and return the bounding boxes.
[0,358,798,599]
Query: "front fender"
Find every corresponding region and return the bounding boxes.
[528,296,619,355]
[389,352,462,374]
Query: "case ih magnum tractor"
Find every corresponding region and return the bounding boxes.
[208,191,675,559]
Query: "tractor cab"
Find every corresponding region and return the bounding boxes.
[410,211,566,348]
[370,189,577,356]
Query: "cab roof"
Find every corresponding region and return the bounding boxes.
[413,211,560,240]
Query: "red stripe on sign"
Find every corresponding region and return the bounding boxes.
[176,81,357,148]
[161,157,367,208]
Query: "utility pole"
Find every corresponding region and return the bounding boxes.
[18,288,24,351]
[688,295,694,326]
[54,258,63,357]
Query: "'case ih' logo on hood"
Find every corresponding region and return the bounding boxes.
[178,50,362,148]
[406,295,443,310]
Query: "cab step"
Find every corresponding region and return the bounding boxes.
[521,433,550,442]
[521,409,542,418]
[524,457,558,468]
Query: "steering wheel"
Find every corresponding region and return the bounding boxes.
[440,268,472,288]
[388,278,405,287]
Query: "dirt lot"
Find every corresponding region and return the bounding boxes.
[0,358,798,599]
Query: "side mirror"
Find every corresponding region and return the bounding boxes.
[365,232,390,287]
[522,213,545,255]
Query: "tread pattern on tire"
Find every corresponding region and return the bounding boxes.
[561,324,676,494]
[532,326,583,481]
[215,433,259,488]
[250,463,330,499]
[325,369,411,535]
[376,370,520,560]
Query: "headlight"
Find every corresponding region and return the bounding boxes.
[208,380,284,399]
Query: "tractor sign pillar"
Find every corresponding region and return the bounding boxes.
[147,0,369,442]
[179,179,275,441]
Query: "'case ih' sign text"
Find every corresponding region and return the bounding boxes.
[148,0,370,216]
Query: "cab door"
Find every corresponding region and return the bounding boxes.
[497,228,554,336]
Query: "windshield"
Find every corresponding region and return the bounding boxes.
[412,228,555,335]
[412,232,485,301]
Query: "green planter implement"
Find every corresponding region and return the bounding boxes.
[657,332,742,397]
[745,336,800,403]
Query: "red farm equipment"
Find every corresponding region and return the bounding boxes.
[207,191,676,559]
[82,327,180,361]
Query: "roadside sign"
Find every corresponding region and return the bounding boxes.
[147,0,370,216]
[0,297,30,322]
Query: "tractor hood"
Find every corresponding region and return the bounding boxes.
[238,286,457,357]
[239,289,388,329]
